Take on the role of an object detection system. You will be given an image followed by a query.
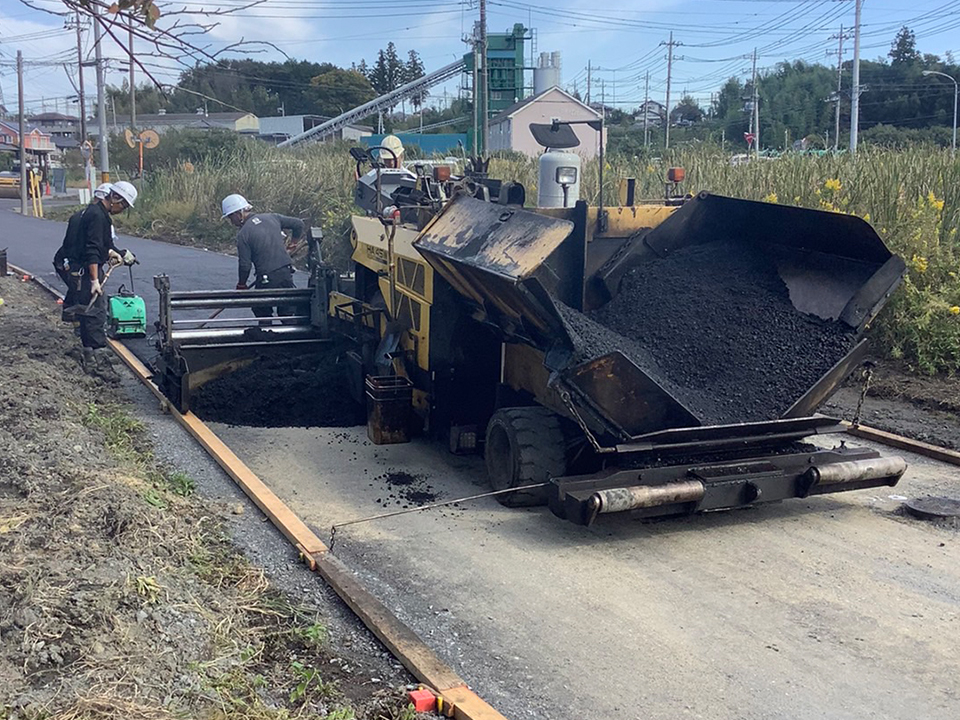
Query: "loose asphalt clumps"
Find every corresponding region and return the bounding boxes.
[191,342,364,428]
[571,241,857,425]
[372,470,440,508]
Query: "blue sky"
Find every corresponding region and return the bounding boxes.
[1,0,958,116]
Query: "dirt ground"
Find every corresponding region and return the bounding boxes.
[823,358,960,449]
[0,275,422,720]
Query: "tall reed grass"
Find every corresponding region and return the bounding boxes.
[117,141,960,373]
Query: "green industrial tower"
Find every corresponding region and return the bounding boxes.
[465,23,530,154]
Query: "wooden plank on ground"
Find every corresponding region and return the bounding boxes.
[315,552,466,693]
[107,338,504,718]
[845,421,960,466]
[108,341,328,556]
[441,686,511,720]
[13,264,511,720]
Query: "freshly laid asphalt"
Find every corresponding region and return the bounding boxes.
[3,200,960,720]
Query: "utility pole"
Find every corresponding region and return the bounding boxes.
[75,12,87,142]
[832,25,847,151]
[586,60,591,105]
[751,47,760,159]
[129,18,136,130]
[471,33,478,156]
[479,0,488,155]
[643,70,650,147]
[661,32,680,149]
[18,50,27,216]
[849,0,862,154]
[93,4,109,182]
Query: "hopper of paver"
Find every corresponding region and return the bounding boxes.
[415,192,907,443]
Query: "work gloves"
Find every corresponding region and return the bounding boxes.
[108,248,137,267]
[90,278,103,297]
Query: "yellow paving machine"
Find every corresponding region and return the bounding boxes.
[154,132,908,526]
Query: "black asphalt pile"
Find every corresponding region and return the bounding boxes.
[192,343,364,428]
[576,241,856,424]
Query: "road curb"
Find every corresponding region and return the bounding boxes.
[10,262,509,720]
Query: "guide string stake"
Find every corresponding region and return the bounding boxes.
[328,482,549,551]
[852,361,875,428]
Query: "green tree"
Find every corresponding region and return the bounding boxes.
[404,50,426,110]
[712,77,749,142]
[758,61,835,148]
[310,68,376,116]
[889,26,921,66]
[365,43,408,112]
[671,95,704,124]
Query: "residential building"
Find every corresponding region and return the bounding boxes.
[486,86,605,159]
[634,100,665,128]
[258,115,372,144]
[0,120,56,153]
[28,112,81,151]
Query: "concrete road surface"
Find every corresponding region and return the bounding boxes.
[210,423,960,720]
[3,204,959,720]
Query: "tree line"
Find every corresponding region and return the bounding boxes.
[105,43,428,122]
[609,27,959,152]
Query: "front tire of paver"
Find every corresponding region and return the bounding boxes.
[485,406,567,507]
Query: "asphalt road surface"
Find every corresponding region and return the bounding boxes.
[0,198,307,362]
[3,203,959,720]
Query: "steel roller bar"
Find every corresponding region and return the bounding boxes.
[170,325,322,343]
[169,297,311,309]
[169,288,313,300]
[172,315,311,326]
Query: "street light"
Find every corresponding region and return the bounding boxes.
[922,69,958,155]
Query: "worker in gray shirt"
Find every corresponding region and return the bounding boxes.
[221,193,304,323]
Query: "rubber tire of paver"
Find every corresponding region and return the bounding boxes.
[485,406,568,507]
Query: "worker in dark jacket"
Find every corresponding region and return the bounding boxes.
[74,180,138,380]
[221,193,304,323]
[54,183,113,325]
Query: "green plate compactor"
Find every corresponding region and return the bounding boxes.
[108,264,147,338]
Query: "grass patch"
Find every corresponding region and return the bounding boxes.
[82,402,198,506]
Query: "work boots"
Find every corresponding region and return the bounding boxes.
[82,347,121,384]
[65,344,84,364]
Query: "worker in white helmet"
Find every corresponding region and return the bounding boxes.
[380,134,404,168]
[221,193,304,323]
[55,183,113,324]
[67,180,139,380]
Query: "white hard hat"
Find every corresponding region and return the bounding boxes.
[381,134,404,158]
[93,182,113,199]
[221,193,252,219]
[111,180,138,207]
